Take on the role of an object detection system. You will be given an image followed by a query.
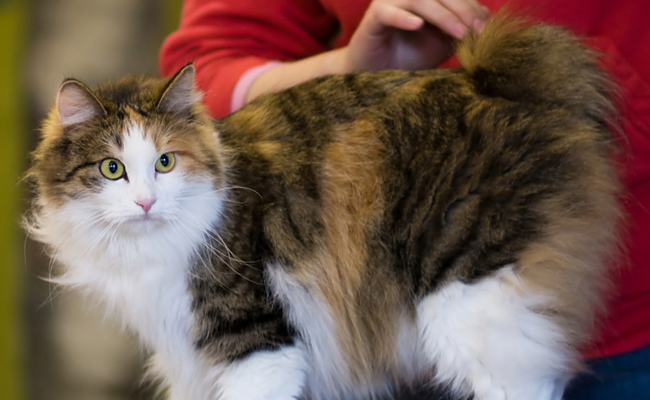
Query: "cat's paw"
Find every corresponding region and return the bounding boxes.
[471,375,507,400]
[217,344,308,400]
[472,379,564,400]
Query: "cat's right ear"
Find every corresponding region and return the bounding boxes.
[56,80,106,126]
[157,64,201,114]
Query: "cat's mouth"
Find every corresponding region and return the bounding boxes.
[121,212,166,228]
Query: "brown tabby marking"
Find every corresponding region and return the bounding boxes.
[312,119,397,376]
[456,15,621,349]
[27,13,623,398]
[516,139,621,347]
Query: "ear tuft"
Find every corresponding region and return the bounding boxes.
[56,80,106,126]
[157,64,202,113]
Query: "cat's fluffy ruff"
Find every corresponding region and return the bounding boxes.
[27,14,620,400]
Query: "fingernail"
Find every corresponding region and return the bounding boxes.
[453,22,467,39]
[473,19,485,33]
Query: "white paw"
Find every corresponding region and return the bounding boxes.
[218,344,308,400]
[473,379,507,400]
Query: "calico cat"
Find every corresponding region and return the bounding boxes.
[26,15,621,400]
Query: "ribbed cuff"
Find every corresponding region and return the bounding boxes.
[230,61,283,113]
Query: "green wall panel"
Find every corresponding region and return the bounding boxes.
[0,0,26,399]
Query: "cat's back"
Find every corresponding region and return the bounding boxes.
[26,14,624,400]
[209,15,620,398]
[214,20,616,292]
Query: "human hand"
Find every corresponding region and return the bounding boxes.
[242,0,488,106]
[340,0,489,72]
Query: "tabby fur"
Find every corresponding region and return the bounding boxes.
[27,15,621,400]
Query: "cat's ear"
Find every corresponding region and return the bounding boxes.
[56,79,106,126]
[157,64,202,113]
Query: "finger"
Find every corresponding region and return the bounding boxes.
[451,0,490,33]
[374,3,425,33]
[459,0,490,33]
[462,0,491,19]
[408,0,468,39]
[438,0,488,27]
[469,0,491,17]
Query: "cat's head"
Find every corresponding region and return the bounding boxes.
[28,65,225,245]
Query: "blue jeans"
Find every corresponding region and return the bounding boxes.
[564,343,650,400]
[398,344,650,399]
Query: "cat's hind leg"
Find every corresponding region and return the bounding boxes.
[416,266,574,400]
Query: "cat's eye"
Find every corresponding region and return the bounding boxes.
[99,159,125,180]
[155,153,176,173]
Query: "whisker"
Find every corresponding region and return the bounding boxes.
[169,213,263,286]
[166,217,229,288]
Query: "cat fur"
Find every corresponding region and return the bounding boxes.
[26,14,621,400]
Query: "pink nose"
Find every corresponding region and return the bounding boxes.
[135,198,156,213]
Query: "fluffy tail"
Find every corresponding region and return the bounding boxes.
[457,13,615,123]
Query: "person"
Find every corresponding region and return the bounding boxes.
[160,1,650,398]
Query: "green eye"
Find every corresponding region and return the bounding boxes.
[99,158,125,180]
[155,152,176,173]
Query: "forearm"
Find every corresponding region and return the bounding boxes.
[243,0,490,106]
[160,0,338,118]
[244,47,350,104]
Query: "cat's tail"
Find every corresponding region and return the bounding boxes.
[457,12,615,123]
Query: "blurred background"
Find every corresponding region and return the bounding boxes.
[1,0,182,399]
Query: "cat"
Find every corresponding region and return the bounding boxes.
[26,15,621,400]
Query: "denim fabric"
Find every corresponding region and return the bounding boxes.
[564,343,650,400]
[395,344,650,399]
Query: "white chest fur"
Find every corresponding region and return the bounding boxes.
[27,127,229,398]
[43,208,197,355]
[33,203,224,398]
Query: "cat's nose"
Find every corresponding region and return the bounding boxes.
[135,198,156,213]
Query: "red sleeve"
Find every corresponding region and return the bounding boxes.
[159,0,339,118]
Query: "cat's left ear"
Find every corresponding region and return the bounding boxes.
[157,64,202,113]
[56,79,106,126]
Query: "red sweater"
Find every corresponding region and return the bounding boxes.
[160,0,650,359]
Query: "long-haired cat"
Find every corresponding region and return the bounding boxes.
[26,15,621,400]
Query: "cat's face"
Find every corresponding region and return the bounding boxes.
[63,121,217,235]
[31,65,225,239]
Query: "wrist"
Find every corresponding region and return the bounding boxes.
[232,61,283,113]
[323,47,355,75]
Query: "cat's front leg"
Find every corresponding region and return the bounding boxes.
[153,342,309,400]
[213,342,309,400]
[188,255,311,399]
